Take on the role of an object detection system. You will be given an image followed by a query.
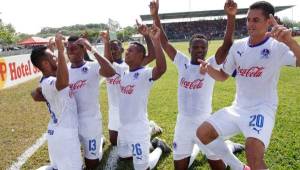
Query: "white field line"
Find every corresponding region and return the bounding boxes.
[8,78,106,170]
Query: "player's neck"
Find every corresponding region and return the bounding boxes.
[71,60,86,68]
[129,65,143,72]
[248,35,268,46]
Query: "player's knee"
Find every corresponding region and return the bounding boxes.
[245,137,265,169]
[196,122,218,145]
[173,157,190,170]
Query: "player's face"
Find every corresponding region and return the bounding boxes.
[44,49,58,71]
[125,44,143,66]
[66,42,85,63]
[247,9,270,38]
[110,42,123,61]
[189,39,208,60]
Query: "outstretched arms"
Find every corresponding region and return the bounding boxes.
[215,0,237,65]
[149,24,167,80]
[150,0,177,61]
[55,33,69,91]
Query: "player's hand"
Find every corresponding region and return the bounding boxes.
[55,32,65,51]
[75,38,92,51]
[149,24,161,41]
[100,30,110,43]
[224,0,237,16]
[48,37,56,52]
[265,14,292,44]
[198,59,209,75]
[136,20,149,36]
[149,0,159,17]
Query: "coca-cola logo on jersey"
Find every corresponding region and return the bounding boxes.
[120,85,135,94]
[107,75,121,85]
[69,80,87,91]
[237,66,264,77]
[180,78,204,89]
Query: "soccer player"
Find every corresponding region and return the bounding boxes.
[149,0,245,169]
[196,1,300,170]
[101,27,162,146]
[30,33,82,170]
[66,35,115,169]
[117,24,170,170]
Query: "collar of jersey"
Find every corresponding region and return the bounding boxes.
[248,36,270,48]
[130,66,144,72]
[115,59,124,64]
[71,61,87,68]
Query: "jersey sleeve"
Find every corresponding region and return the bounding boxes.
[277,43,297,67]
[90,61,101,77]
[40,77,58,98]
[222,45,236,75]
[173,51,190,72]
[143,67,154,87]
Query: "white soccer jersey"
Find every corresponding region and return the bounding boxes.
[174,51,221,117]
[106,61,129,118]
[40,76,78,129]
[119,67,154,129]
[222,37,297,112]
[68,61,101,119]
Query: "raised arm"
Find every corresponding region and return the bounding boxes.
[149,24,167,80]
[266,14,300,67]
[136,20,156,66]
[55,33,69,91]
[150,0,177,60]
[100,30,113,63]
[215,0,237,65]
[75,38,116,77]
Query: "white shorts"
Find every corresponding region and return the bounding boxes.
[47,126,82,170]
[207,105,275,149]
[118,124,150,170]
[79,117,103,160]
[173,114,219,160]
[108,109,120,131]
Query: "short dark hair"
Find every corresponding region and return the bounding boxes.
[110,39,123,47]
[189,34,208,47]
[130,42,146,57]
[68,35,80,42]
[30,46,48,70]
[249,1,275,19]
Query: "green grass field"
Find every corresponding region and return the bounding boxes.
[0,38,299,170]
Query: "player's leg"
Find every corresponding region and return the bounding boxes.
[239,106,275,169]
[109,130,118,146]
[173,115,197,170]
[108,109,119,146]
[196,107,245,170]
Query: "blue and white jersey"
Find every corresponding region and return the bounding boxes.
[40,76,78,129]
[223,37,297,112]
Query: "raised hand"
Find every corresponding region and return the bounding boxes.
[75,38,92,51]
[224,0,237,16]
[149,0,159,17]
[149,24,161,41]
[100,30,110,43]
[136,20,149,36]
[265,14,292,44]
[55,32,65,51]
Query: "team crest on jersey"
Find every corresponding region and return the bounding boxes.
[133,72,139,80]
[260,49,270,59]
[82,66,89,73]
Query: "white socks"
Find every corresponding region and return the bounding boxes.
[149,148,163,169]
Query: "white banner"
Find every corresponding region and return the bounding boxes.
[0,54,41,90]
